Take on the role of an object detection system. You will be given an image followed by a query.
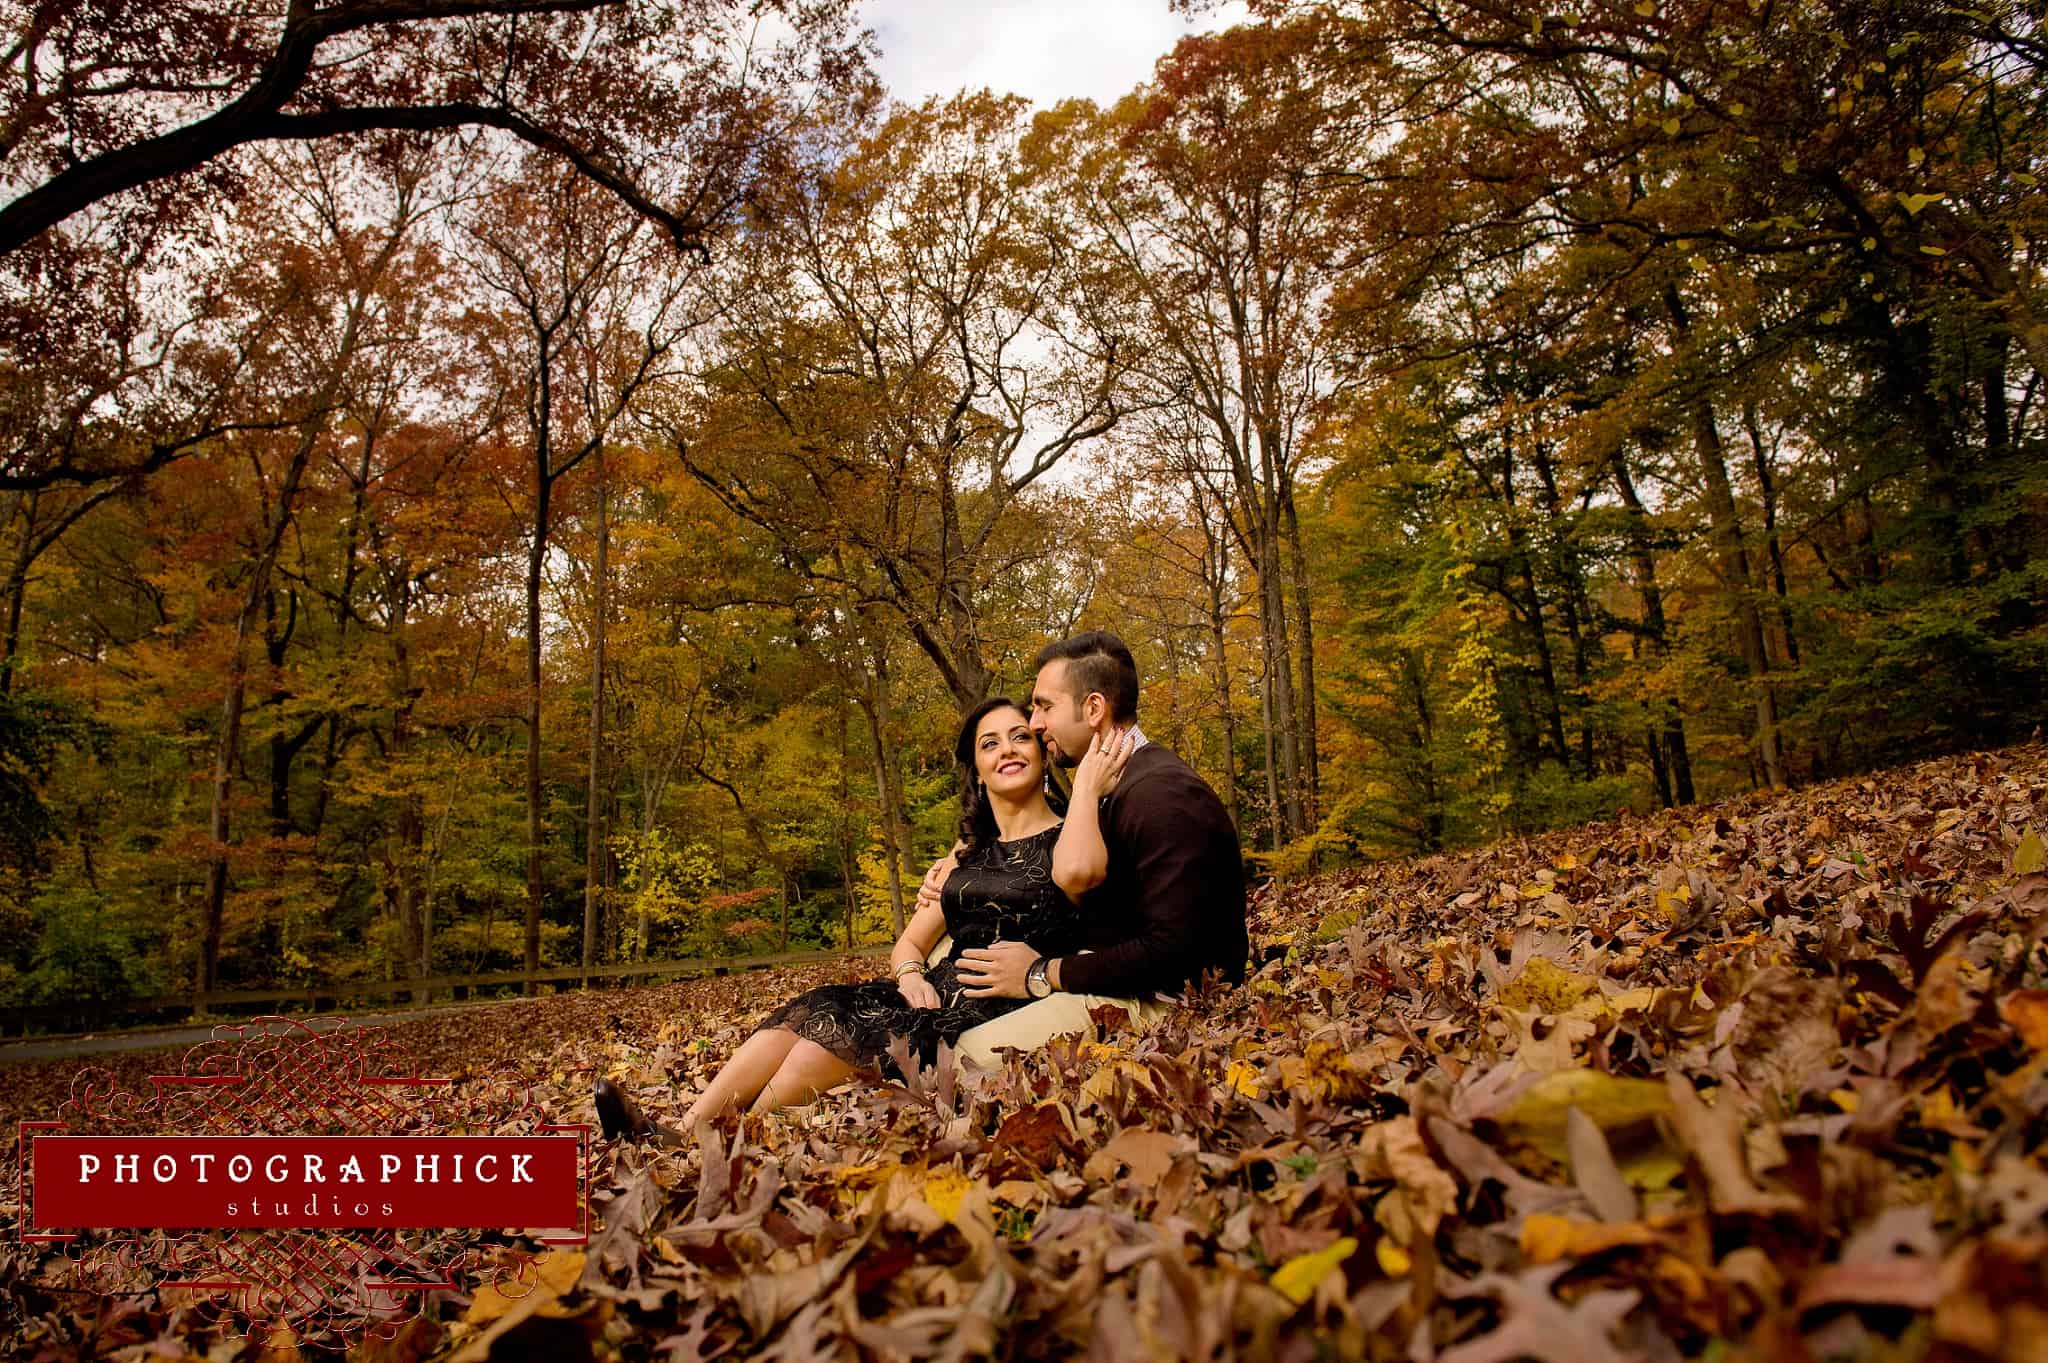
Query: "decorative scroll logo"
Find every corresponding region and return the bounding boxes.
[15,1016,590,1349]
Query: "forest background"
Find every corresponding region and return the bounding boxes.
[0,0,2041,1016]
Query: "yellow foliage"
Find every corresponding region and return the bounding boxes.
[2013,829,2045,875]
[2000,990,2048,1051]
[1269,1237,1357,1305]
[1499,958,1600,1014]
[1497,1068,1678,1188]
[921,1166,972,1222]
[1223,1059,1264,1098]
[1519,1214,1661,1264]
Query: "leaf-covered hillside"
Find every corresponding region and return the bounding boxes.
[5,742,2047,1360]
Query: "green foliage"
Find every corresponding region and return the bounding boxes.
[9,883,164,1006]
[0,690,102,875]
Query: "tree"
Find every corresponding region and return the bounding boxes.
[0,0,868,261]
[1044,21,1366,841]
[674,93,1134,711]
[459,160,704,981]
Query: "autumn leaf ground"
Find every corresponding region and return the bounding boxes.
[5,744,2048,1360]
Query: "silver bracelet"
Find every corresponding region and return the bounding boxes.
[893,960,927,979]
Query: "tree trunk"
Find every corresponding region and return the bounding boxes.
[390,583,429,1002]
[1742,402,1800,667]
[582,451,608,983]
[1529,443,1597,776]
[1614,454,1695,804]
[524,472,550,989]
[1207,578,1241,835]
[1256,504,1305,840]
[835,698,859,949]
[0,492,34,696]
[858,694,910,936]
[1403,649,1444,852]
[1665,283,1784,789]
[1282,488,1319,826]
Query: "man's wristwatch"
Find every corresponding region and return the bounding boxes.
[1025,956,1053,999]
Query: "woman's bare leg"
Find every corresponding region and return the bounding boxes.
[750,1039,855,1113]
[685,1027,803,1128]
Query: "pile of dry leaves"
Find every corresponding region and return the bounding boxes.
[5,744,2046,1360]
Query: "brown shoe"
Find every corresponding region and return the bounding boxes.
[593,1078,684,1148]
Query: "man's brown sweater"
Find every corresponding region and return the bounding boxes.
[1056,743,1248,998]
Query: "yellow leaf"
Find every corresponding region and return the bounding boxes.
[1633,0,1655,14]
[922,1166,972,1222]
[1907,146,1925,167]
[1082,1056,1156,1103]
[1279,1040,1372,1102]
[1375,1240,1412,1277]
[1999,990,2048,1051]
[1223,1059,1264,1098]
[1605,988,1659,1015]
[1498,1069,1676,1186]
[1896,191,1947,216]
[463,1250,586,1324]
[1270,1237,1358,1305]
[2013,829,2045,875]
[1662,117,1682,135]
[1502,957,1601,1014]
[833,1162,888,1188]
[1519,1214,1661,1264]
[1829,1087,1861,1113]
[1920,244,1949,256]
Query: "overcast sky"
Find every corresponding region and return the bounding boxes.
[863,0,1250,109]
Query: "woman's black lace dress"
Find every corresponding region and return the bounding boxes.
[752,825,1086,1076]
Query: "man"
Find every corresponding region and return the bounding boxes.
[939,631,1247,1066]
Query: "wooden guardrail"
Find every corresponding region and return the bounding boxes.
[1,945,893,1038]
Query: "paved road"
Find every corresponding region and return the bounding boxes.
[0,998,510,1065]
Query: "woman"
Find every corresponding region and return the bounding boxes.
[595,696,1130,1142]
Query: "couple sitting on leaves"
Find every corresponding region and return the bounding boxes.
[594,631,1248,1146]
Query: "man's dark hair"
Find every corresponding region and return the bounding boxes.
[1033,631,1140,723]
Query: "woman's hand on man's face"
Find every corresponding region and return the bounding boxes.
[1071,725,1134,797]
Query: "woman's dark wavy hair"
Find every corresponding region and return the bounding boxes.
[953,697,1065,855]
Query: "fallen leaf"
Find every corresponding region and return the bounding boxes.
[2000,990,2048,1051]
[1663,1073,1803,1216]
[463,1251,587,1325]
[1518,1213,1662,1264]
[2013,829,2044,874]
[1270,1236,1357,1304]
[1083,1126,1187,1188]
[1567,1105,1639,1223]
